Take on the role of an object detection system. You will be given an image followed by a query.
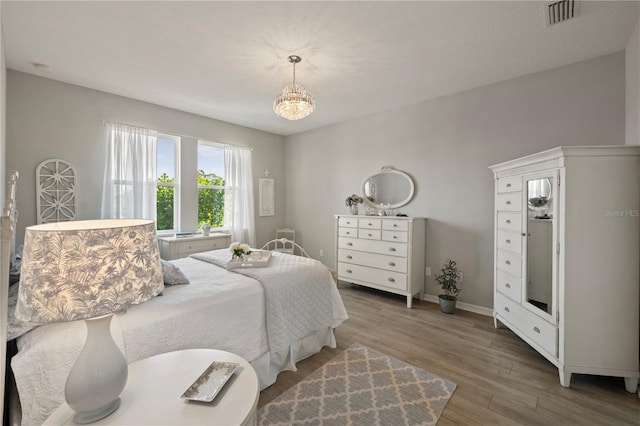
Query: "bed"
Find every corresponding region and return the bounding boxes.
[8,247,348,426]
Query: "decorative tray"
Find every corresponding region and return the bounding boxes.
[227,250,272,269]
[180,361,239,402]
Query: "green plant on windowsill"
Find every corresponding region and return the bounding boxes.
[434,259,461,314]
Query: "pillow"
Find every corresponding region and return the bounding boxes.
[160,259,190,285]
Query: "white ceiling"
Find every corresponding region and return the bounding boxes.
[2,1,638,136]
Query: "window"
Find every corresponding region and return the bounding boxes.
[156,134,178,231]
[197,142,225,228]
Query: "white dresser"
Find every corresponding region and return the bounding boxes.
[490,146,640,392]
[158,233,231,260]
[335,215,425,308]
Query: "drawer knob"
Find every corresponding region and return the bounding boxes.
[505,260,511,265]
[388,278,395,283]
[346,269,352,273]
[388,262,396,267]
[504,307,510,313]
[505,283,511,289]
[505,239,511,244]
[347,221,351,224]
[368,223,373,226]
[389,247,396,252]
[506,219,511,224]
[393,224,398,227]
[506,183,512,188]
[347,242,353,246]
[393,236,398,239]
[346,255,353,259]
[533,327,541,334]
[368,233,373,237]
[506,201,512,205]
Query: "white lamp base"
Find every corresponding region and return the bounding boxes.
[65,314,128,424]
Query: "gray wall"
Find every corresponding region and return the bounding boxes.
[285,52,626,309]
[6,71,287,246]
[627,13,640,146]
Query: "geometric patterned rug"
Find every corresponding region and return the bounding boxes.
[258,343,456,426]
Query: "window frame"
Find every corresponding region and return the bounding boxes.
[197,140,227,230]
[156,133,180,236]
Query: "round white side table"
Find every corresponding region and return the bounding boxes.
[44,349,259,425]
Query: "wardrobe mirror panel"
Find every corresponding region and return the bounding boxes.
[526,177,554,316]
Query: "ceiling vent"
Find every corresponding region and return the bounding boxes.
[545,0,578,26]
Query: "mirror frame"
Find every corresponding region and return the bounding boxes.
[361,166,415,209]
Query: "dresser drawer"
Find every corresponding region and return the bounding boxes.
[338,237,408,257]
[338,217,358,228]
[497,229,521,255]
[382,230,408,243]
[358,229,381,240]
[495,293,557,357]
[382,220,408,232]
[496,193,522,212]
[496,269,522,302]
[338,227,358,238]
[497,211,521,232]
[338,249,408,273]
[358,218,382,229]
[338,262,407,291]
[176,238,226,256]
[496,250,521,277]
[497,176,522,193]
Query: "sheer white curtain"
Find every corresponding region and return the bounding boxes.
[224,146,256,246]
[101,123,158,221]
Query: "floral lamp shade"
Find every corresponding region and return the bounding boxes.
[15,219,164,324]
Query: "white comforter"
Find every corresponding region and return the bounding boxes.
[11,253,348,426]
[191,250,336,354]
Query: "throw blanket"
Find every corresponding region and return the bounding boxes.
[190,250,335,354]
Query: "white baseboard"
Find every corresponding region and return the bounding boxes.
[422,294,493,317]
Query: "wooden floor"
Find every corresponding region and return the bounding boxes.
[259,283,640,425]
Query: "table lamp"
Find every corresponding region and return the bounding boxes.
[15,219,164,424]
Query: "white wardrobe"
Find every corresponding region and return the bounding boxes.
[490,146,639,392]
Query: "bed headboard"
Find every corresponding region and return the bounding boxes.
[1,170,19,422]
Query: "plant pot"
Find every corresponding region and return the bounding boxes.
[438,295,457,314]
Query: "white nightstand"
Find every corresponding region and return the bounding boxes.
[44,349,259,426]
[158,233,231,260]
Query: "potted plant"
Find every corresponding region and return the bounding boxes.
[345,194,363,215]
[434,259,462,314]
[201,222,211,236]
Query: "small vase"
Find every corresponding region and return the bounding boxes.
[350,204,359,215]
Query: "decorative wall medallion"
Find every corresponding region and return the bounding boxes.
[36,159,77,224]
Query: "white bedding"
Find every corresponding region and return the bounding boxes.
[11,253,348,426]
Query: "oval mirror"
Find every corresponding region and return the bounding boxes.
[361,166,415,209]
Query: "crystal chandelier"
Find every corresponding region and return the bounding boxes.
[273,55,315,120]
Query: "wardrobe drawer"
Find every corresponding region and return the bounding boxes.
[382,230,408,243]
[358,229,381,240]
[338,262,407,291]
[338,249,408,273]
[497,211,521,232]
[495,293,557,358]
[382,220,408,232]
[338,227,358,238]
[497,229,521,255]
[496,269,522,303]
[496,193,522,212]
[359,218,382,229]
[497,176,522,193]
[521,309,558,358]
[496,250,521,277]
[338,237,408,258]
[338,217,358,228]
